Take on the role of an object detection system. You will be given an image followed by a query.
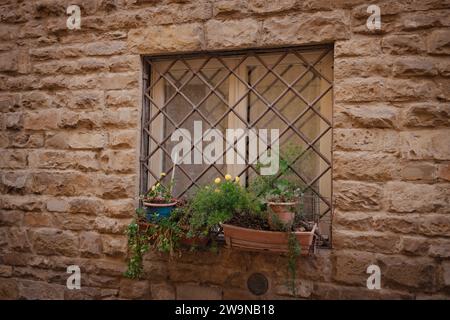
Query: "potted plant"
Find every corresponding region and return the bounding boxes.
[141,173,178,221]
[266,180,302,230]
[188,174,262,238]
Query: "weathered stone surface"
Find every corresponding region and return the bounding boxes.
[0,211,23,227]
[213,0,247,16]
[0,150,28,169]
[438,163,450,181]
[275,279,313,298]
[58,111,102,129]
[313,282,414,300]
[0,51,18,72]
[5,112,23,130]
[427,29,450,55]
[18,279,65,300]
[79,231,103,258]
[94,216,130,234]
[9,132,45,148]
[68,197,105,215]
[64,286,118,300]
[0,265,13,277]
[53,90,103,110]
[334,151,399,181]
[336,78,438,102]
[332,251,376,285]
[382,34,426,55]
[333,129,399,153]
[248,0,296,13]
[128,23,204,54]
[428,240,450,258]
[176,283,223,300]
[335,38,382,57]
[101,234,127,257]
[46,198,69,212]
[334,181,382,211]
[443,262,450,287]
[385,182,449,213]
[400,162,436,181]
[335,57,392,79]
[401,236,431,256]
[0,278,19,299]
[262,11,350,45]
[336,104,398,128]
[399,10,450,31]
[119,279,150,299]
[206,19,259,49]
[29,228,79,257]
[105,90,139,108]
[392,57,438,77]
[29,150,100,171]
[23,212,54,228]
[100,150,135,173]
[401,103,450,127]
[151,282,176,300]
[333,230,401,254]
[6,227,32,252]
[378,256,438,290]
[54,213,96,231]
[46,132,107,150]
[400,130,450,160]
[108,130,137,149]
[23,110,59,130]
[419,214,450,237]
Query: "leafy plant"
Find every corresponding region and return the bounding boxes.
[249,144,306,203]
[125,207,186,279]
[124,209,149,279]
[142,173,175,203]
[188,175,262,236]
[287,231,301,296]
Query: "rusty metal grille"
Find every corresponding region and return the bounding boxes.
[141,45,333,244]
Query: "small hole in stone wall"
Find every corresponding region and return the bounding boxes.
[247,273,269,296]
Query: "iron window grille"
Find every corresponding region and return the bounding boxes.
[140,45,333,246]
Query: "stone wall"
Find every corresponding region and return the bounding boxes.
[0,0,449,300]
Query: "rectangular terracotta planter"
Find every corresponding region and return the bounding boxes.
[222,223,317,255]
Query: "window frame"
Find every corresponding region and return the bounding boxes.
[140,45,334,245]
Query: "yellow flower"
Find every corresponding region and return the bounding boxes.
[214,189,220,193]
[151,186,156,191]
[156,183,160,187]
[235,176,240,183]
[160,172,166,177]
[214,177,221,184]
[225,174,232,181]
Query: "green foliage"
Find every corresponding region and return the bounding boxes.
[125,207,186,279]
[249,143,306,203]
[189,177,261,235]
[147,208,185,255]
[287,231,301,297]
[124,218,148,279]
[143,176,174,203]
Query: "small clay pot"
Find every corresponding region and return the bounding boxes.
[267,201,298,230]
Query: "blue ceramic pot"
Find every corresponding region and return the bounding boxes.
[143,201,177,221]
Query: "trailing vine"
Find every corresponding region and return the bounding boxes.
[287,231,301,297]
[124,218,149,279]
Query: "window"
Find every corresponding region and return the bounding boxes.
[140,46,333,244]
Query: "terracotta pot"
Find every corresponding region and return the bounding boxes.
[267,201,298,230]
[222,223,316,255]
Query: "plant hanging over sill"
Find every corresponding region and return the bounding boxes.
[125,145,319,296]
